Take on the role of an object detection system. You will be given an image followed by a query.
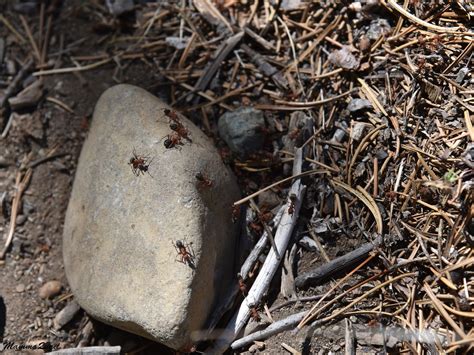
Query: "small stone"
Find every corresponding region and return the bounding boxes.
[166,36,191,50]
[329,46,360,71]
[16,283,25,293]
[105,0,134,15]
[281,0,302,10]
[351,122,368,141]
[218,107,265,156]
[366,19,391,40]
[358,35,370,52]
[16,214,26,226]
[39,280,62,299]
[347,98,372,113]
[332,325,340,332]
[375,149,388,160]
[298,236,318,252]
[53,301,81,330]
[456,67,469,83]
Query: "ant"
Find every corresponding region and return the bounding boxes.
[170,121,192,143]
[288,193,297,216]
[249,305,261,322]
[163,132,184,150]
[195,172,212,190]
[163,108,180,124]
[173,240,195,269]
[231,205,241,223]
[237,273,247,296]
[128,149,153,176]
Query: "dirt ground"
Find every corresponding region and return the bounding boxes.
[1,0,473,354]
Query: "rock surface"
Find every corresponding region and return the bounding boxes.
[63,84,240,350]
[218,107,265,156]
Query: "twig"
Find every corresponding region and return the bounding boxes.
[233,168,327,206]
[207,149,306,353]
[240,205,285,279]
[281,342,301,355]
[0,169,32,259]
[1,113,15,139]
[187,32,244,101]
[241,44,288,90]
[0,14,26,43]
[384,0,474,35]
[20,15,41,62]
[0,58,34,108]
[295,237,382,289]
[33,57,113,76]
[249,198,281,260]
[47,346,121,355]
[230,310,307,350]
[298,254,380,329]
[345,318,356,355]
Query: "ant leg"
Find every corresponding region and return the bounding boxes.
[175,255,185,264]
[186,242,196,259]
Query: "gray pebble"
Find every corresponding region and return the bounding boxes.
[347,98,372,113]
[16,214,27,226]
[218,107,265,156]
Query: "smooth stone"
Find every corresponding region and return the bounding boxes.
[63,84,240,350]
[218,106,265,156]
[39,280,62,299]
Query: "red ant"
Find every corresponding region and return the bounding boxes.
[231,205,241,223]
[249,305,261,322]
[237,273,247,296]
[248,221,263,234]
[288,193,297,216]
[258,210,273,224]
[170,121,192,143]
[128,149,153,176]
[195,172,212,190]
[163,132,184,150]
[163,108,180,123]
[173,240,195,268]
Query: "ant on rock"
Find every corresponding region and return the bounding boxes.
[163,132,185,150]
[163,108,180,123]
[195,172,213,190]
[173,240,195,269]
[161,109,193,150]
[128,149,153,177]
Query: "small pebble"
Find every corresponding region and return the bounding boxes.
[16,283,26,293]
[39,280,62,299]
[347,98,372,113]
[16,214,27,226]
[218,107,265,156]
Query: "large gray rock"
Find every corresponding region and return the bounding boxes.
[63,84,240,350]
